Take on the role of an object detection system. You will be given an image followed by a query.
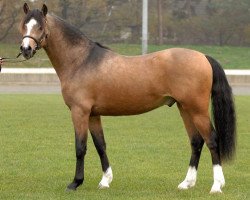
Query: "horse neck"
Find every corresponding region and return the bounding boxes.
[44,15,91,82]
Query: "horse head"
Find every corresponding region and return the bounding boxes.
[19,3,49,59]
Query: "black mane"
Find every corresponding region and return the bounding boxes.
[95,42,110,50]
[51,15,111,65]
[22,10,110,51]
[52,15,110,50]
[23,11,111,66]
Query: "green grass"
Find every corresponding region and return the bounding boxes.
[0,95,249,199]
[1,43,250,69]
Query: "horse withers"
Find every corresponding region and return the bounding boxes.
[18,3,236,193]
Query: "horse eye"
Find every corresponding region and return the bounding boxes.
[39,26,43,31]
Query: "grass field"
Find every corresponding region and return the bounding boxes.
[1,43,250,69]
[0,95,249,200]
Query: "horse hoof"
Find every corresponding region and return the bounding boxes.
[66,187,76,192]
[178,180,195,190]
[210,184,223,194]
[98,167,113,189]
[210,188,222,194]
[66,183,78,191]
[98,182,110,189]
[210,179,224,194]
[66,179,83,191]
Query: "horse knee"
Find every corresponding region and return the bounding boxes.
[76,145,87,159]
[75,135,87,159]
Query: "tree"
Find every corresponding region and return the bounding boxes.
[59,0,71,20]
[157,0,163,45]
[1,0,250,46]
[205,0,250,45]
[0,1,19,41]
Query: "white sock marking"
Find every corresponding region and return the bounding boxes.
[178,166,197,190]
[23,18,37,48]
[210,164,225,193]
[98,167,113,189]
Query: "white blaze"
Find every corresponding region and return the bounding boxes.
[23,18,37,48]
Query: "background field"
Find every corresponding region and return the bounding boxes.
[1,43,250,69]
[0,95,249,200]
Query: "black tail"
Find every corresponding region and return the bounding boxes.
[206,55,236,161]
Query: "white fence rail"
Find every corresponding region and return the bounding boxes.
[1,68,56,74]
[0,68,249,94]
[1,68,250,75]
[0,68,250,86]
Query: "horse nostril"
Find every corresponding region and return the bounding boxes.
[28,46,32,51]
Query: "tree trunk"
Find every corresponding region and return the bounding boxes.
[60,0,70,20]
[157,0,163,45]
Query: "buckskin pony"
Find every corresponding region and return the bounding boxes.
[18,3,236,193]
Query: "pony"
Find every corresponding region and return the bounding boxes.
[18,3,236,193]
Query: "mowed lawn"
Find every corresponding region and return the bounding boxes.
[1,43,250,69]
[0,95,249,200]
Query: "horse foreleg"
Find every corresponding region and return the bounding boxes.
[177,104,204,190]
[67,106,90,191]
[89,116,113,189]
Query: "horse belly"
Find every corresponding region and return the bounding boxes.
[91,95,167,116]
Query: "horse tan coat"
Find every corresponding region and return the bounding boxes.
[19,3,236,193]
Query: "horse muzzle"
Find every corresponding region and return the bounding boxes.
[20,45,36,60]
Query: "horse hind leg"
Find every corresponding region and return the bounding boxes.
[177,104,204,190]
[190,109,225,193]
[89,116,113,189]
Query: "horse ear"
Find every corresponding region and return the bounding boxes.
[42,4,48,16]
[23,3,30,14]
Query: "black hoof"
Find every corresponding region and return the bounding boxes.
[66,179,83,191]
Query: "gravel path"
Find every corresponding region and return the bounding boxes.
[0,85,60,94]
